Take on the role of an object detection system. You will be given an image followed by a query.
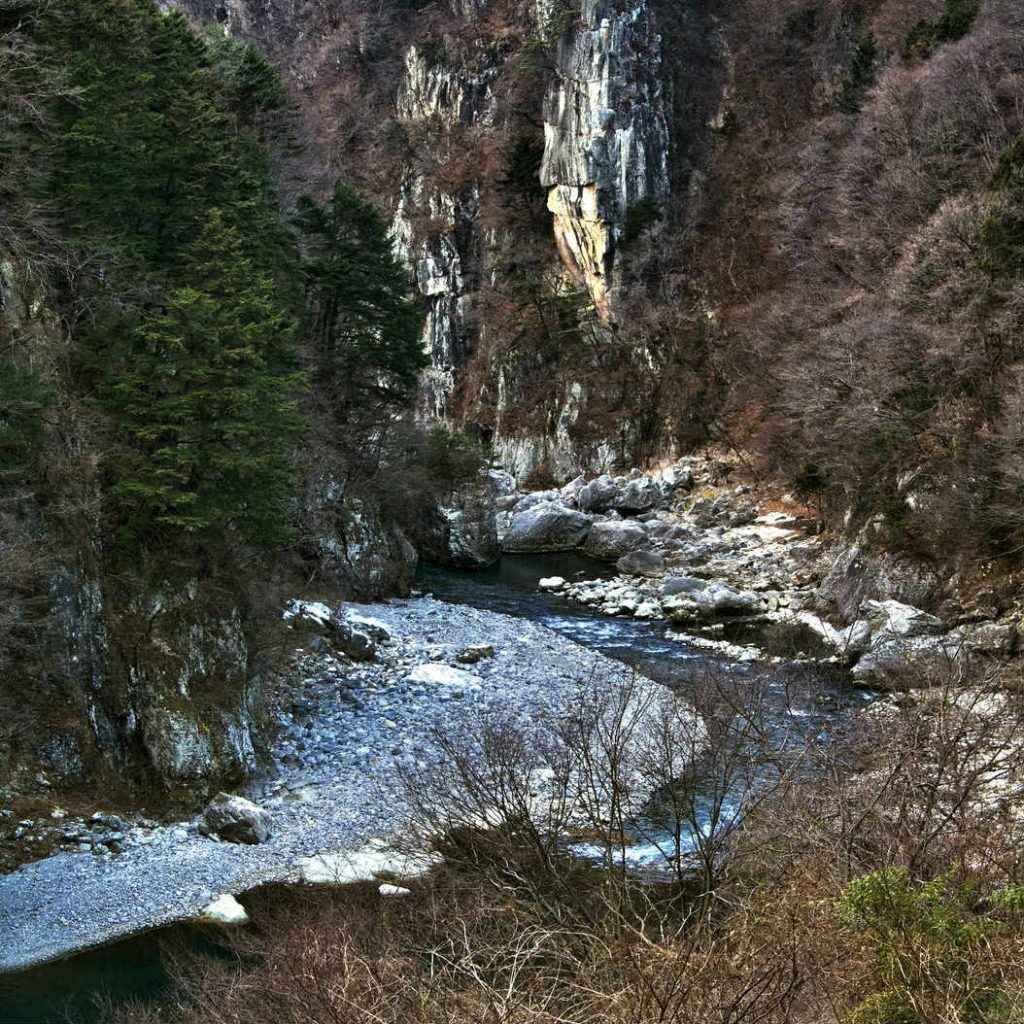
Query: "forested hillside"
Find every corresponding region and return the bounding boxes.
[0,0,1021,824]
[0,3,1023,1019]
[182,0,1023,570]
[0,0,439,802]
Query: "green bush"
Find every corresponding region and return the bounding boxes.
[838,869,1020,1023]
[420,427,491,494]
[905,0,980,58]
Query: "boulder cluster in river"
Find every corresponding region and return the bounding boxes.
[441,456,1021,690]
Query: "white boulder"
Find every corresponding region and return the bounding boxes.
[199,793,272,845]
[296,839,440,885]
[862,600,943,639]
[407,664,483,687]
[199,893,249,925]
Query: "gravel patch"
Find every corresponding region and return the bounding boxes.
[0,596,640,974]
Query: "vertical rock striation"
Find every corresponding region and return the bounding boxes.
[175,0,680,477]
[541,0,670,316]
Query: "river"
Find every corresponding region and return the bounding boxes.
[0,555,873,1022]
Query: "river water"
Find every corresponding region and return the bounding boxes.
[0,555,873,1022]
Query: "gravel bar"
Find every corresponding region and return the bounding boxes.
[0,596,640,974]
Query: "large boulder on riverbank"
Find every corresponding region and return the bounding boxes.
[617,550,666,577]
[851,635,962,689]
[850,600,962,688]
[821,542,941,620]
[615,477,664,514]
[501,503,591,553]
[584,520,647,560]
[199,793,272,845]
[578,475,620,513]
[862,600,943,639]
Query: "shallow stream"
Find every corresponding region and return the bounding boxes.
[0,555,872,1022]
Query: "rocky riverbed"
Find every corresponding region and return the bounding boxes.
[0,596,658,973]
[465,456,1022,688]
[3,457,1021,975]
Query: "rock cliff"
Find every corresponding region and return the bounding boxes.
[174,0,699,481]
[541,0,670,315]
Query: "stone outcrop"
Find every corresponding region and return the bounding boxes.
[199,792,272,844]
[541,0,670,315]
[583,519,647,559]
[172,0,686,483]
[440,476,501,569]
[409,471,501,570]
[820,541,941,621]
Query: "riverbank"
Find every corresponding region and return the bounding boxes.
[0,596,656,974]
[483,456,1022,687]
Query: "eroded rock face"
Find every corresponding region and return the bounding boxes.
[123,581,261,792]
[821,542,941,621]
[302,490,419,599]
[412,472,500,570]
[541,0,669,315]
[173,0,683,483]
[444,478,501,569]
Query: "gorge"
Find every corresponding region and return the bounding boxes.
[0,0,1023,1019]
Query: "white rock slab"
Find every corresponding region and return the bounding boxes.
[406,663,483,687]
[295,839,440,885]
[199,893,249,925]
[539,576,566,590]
[283,599,333,625]
[342,610,393,641]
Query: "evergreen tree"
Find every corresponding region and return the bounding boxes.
[980,128,1024,278]
[42,0,290,278]
[107,211,305,545]
[44,1,221,269]
[0,359,49,484]
[295,183,426,425]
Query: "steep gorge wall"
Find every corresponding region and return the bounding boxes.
[541,0,670,315]
[0,251,416,806]
[176,0,705,483]
[173,0,1024,564]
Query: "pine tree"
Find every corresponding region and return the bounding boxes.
[295,182,426,422]
[980,128,1024,278]
[107,211,305,546]
[44,1,220,269]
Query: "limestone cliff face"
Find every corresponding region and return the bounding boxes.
[541,0,670,315]
[385,0,675,471]
[175,0,692,482]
